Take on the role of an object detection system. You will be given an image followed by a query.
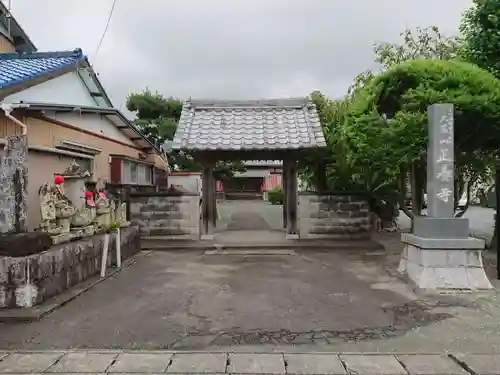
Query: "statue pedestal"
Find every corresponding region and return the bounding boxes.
[399,233,493,290]
[51,232,74,245]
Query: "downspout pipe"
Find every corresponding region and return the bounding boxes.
[1,103,30,135]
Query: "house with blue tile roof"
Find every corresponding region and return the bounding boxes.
[0,6,167,230]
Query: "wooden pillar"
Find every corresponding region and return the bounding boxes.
[496,162,500,280]
[282,160,288,229]
[201,161,216,237]
[286,159,298,235]
[210,172,217,229]
[201,163,210,235]
[291,160,299,234]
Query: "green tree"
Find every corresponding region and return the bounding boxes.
[302,25,490,227]
[374,26,462,69]
[371,26,468,216]
[342,59,500,219]
[126,90,245,180]
[301,26,461,201]
[460,0,500,247]
[461,0,500,78]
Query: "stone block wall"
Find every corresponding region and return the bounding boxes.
[298,193,370,240]
[129,192,200,239]
[0,226,140,308]
[0,135,28,233]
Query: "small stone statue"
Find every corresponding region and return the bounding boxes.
[53,175,76,235]
[54,160,96,239]
[38,182,60,234]
[37,176,77,244]
[94,190,112,231]
[71,191,97,238]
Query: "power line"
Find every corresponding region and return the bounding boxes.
[93,0,117,62]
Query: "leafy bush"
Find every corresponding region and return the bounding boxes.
[267,188,284,205]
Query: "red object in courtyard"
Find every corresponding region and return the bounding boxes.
[85,191,96,207]
[263,173,281,190]
[216,180,224,193]
[54,175,64,185]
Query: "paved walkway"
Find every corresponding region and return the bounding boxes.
[216,200,284,232]
[3,248,500,353]
[0,350,498,374]
[1,250,428,349]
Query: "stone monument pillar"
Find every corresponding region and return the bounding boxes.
[399,104,492,290]
[0,135,28,233]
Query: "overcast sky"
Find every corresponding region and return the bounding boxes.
[10,0,473,109]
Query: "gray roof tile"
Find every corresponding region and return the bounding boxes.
[171,98,326,152]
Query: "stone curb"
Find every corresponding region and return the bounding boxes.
[0,350,499,375]
[2,349,499,354]
[0,253,144,323]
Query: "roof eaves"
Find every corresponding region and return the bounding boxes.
[0,49,85,60]
[88,69,113,107]
[76,63,114,108]
[19,102,161,154]
[0,49,86,90]
[112,110,162,154]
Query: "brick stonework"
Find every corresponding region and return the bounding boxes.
[298,193,370,240]
[130,193,200,240]
[0,226,140,308]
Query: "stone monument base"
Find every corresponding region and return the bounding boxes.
[399,233,493,290]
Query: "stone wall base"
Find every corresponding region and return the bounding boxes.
[298,193,370,240]
[399,233,492,290]
[130,193,200,240]
[0,226,140,309]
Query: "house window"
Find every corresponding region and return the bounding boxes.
[145,165,152,184]
[138,164,146,184]
[130,162,138,183]
[122,161,132,183]
[120,159,154,185]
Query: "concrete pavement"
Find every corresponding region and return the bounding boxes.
[2,201,500,364]
[1,249,433,349]
[3,248,500,353]
[0,350,499,374]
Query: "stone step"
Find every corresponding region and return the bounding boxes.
[140,236,383,251]
[141,235,198,249]
[204,249,297,255]
[305,232,371,240]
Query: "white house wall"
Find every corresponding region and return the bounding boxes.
[5,71,100,107]
[44,111,135,146]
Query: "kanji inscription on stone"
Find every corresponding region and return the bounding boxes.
[427,104,454,218]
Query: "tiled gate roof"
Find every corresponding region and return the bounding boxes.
[171,98,326,152]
